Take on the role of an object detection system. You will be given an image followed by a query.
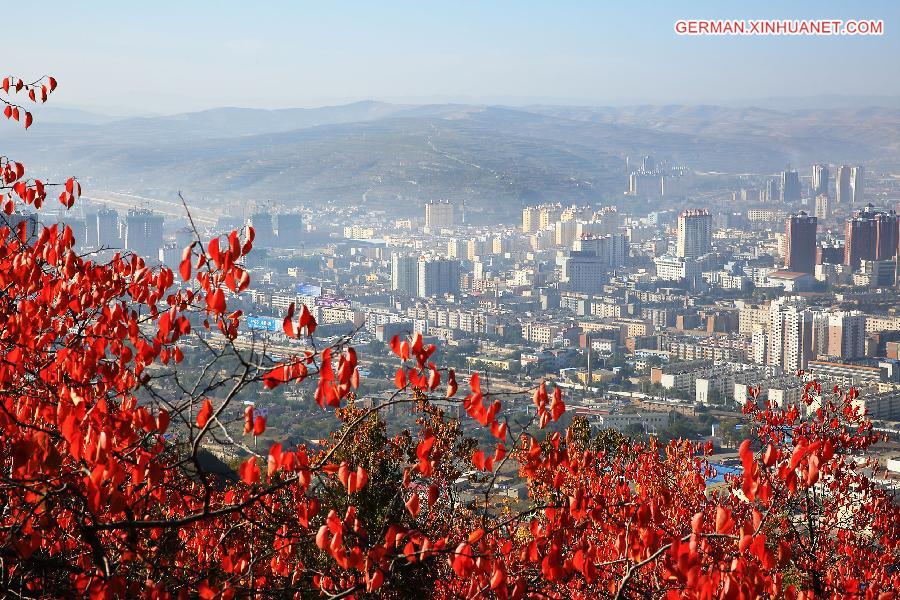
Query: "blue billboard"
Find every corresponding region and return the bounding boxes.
[246,316,278,332]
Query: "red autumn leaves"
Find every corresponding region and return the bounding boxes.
[2,73,898,600]
[389,332,442,393]
[243,405,266,436]
[178,229,254,338]
[282,301,316,337]
[261,301,319,390]
[1,74,56,130]
[1,156,79,211]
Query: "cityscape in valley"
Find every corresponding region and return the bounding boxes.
[21,148,900,468]
[3,2,900,597]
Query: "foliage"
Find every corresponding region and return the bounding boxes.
[0,74,898,599]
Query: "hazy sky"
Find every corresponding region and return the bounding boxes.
[9,0,900,114]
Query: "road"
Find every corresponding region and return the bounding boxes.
[83,191,220,227]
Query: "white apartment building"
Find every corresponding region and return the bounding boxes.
[424,201,454,229]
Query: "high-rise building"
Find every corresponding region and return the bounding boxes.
[124,209,164,259]
[814,194,829,220]
[491,236,504,255]
[812,310,866,360]
[628,171,663,198]
[835,165,852,205]
[661,171,688,198]
[391,254,419,297]
[784,212,817,274]
[850,166,864,205]
[97,207,120,248]
[574,233,629,268]
[844,205,899,269]
[417,258,460,298]
[424,201,454,229]
[466,238,491,261]
[174,226,194,249]
[812,164,829,197]
[538,205,563,230]
[859,259,897,288]
[85,212,99,248]
[561,250,606,294]
[447,238,468,259]
[555,220,577,247]
[769,298,814,373]
[676,209,712,259]
[560,205,592,222]
[248,212,276,248]
[781,170,802,203]
[275,213,304,247]
[826,311,866,359]
[159,242,180,271]
[522,204,563,232]
[751,327,768,365]
[817,245,844,265]
[522,206,540,233]
[765,179,780,203]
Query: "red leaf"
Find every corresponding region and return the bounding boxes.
[263,365,287,389]
[355,465,368,491]
[472,449,486,471]
[427,484,439,507]
[715,506,733,534]
[253,415,266,436]
[447,369,458,398]
[208,288,226,313]
[243,406,254,434]
[763,444,778,467]
[156,410,170,434]
[196,399,213,428]
[367,568,384,592]
[298,304,316,335]
[471,372,481,395]
[239,458,260,484]
[390,335,402,357]
[282,302,296,337]
[179,260,191,282]
[427,367,440,391]
[451,544,474,578]
[394,367,407,389]
[405,492,420,517]
[208,237,221,268]
[179,243,194,281]
[691,512,703,534]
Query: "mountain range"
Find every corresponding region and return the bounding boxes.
[5,100,900,223]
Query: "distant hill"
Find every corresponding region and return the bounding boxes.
[5,101,900,222]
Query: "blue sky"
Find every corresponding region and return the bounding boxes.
[8,0,900,113]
